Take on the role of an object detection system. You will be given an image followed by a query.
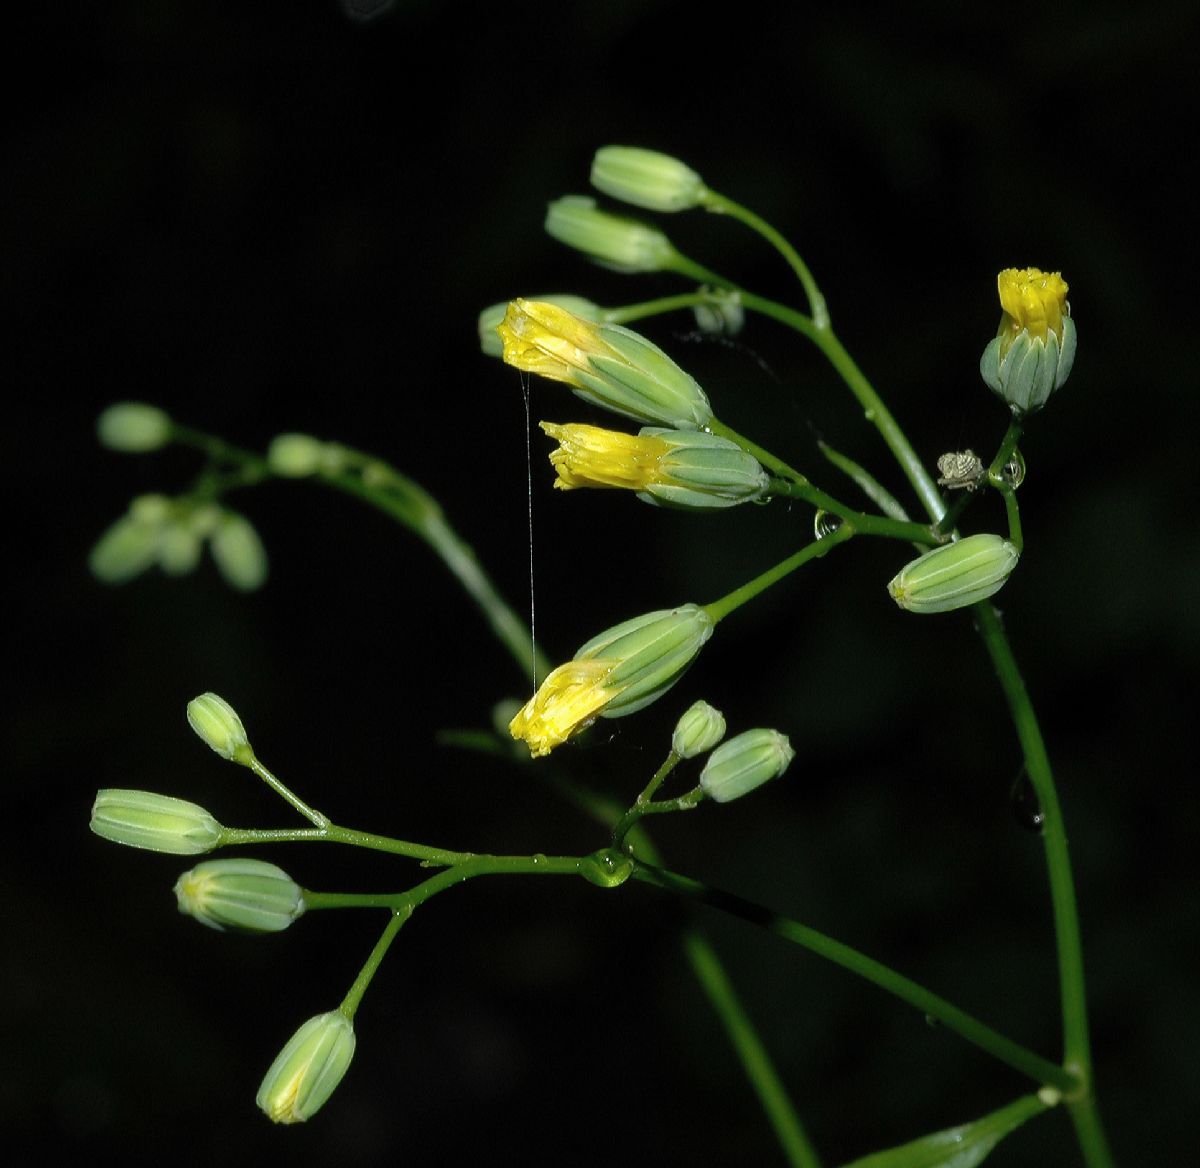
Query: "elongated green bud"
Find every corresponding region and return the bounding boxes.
[90,789,224,854]
[590,146,707,212]
[887,533,1019,614]
[699,728,794,803]
[175,858,306,932]
[257,1010,356,1124]
[672,700,726,758]
[96,402,172,452]
[186,692,255,765]
[210,512,268,592]
[267,433,326,477]
[545,195,680,272]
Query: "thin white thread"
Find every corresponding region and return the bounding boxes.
[521,372,538,686]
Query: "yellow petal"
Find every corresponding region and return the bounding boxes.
[509,659,619,757]
[539,421,671,491]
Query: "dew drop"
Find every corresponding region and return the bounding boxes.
[813,510,843,540]
[1010,766,1045,833]
[1001,448,1027,490]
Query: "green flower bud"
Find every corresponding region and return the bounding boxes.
[267,433,326,477]
[636,427,769,509]
[590,146,707,213]
[186,692,254,765]
[478,294,601,358]
[257,1010,356,1124]
[157,523,203,576]
[887,533,1019,614]
[978,268,1076,416]
[90,789,224,854]
[672,700,727,759]
[545,195,679,273]
[89,514,162,584]
[694,291,744,336]
[174,858,306,932]
[96,402,172,452]
[210,512,268,592]
[699,728,795,804]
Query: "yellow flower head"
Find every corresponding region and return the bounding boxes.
[996,268,1069,358]
[498,298,605,389]
[508,659,619,758]
[539,421,671,491]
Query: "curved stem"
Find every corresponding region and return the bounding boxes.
[219,822,473,866]
[700,190,829,329]
[604,290,725,325]
[340,908,410,1020]
[632,861,1076,1094]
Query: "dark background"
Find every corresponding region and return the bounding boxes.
[6,2,1197,1165]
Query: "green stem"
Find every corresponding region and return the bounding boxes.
[604,290,724,325]
[632,862,1076,1094]
[339,908,411,1020]
[249,757,328,828]
[611,752,682,849]
[683,928,823,1168]
[972,605,1089,1072]
[703,527,855,624]
[1001,489,1023,553]
[700,190,829,330]
[218,822,473,866]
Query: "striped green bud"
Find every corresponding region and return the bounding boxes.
[257,1010,356,1124]
[90,789,224,854]
[887,533,1019,614]
[637,427,768,508]
[672,700,726,759]
[590,146,707,213]
[186,692,254,765]
[209,511,268,592]
[545,195,679,273]
[174,858,306,932]
[96,402,171,452]
[699,728,795,803]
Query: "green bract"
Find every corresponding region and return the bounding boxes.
[637,427,769,509]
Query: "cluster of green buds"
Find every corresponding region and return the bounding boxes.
[510,604,715,757]
[979,268,1075,416]
[266,433,352,478]
[668,703,796,804]
[539,421,768,509]
[90,492,268,591]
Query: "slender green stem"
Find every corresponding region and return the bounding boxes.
[700,190,829,330]
[973,606,1090,1071]
[683,928,823,1168]
[611,752,682,849]
[632,862,1076,1094]
[218,822,473,866]
[604,290,725,325]
[1000,489,1023,553]
[1066,1091,1116,1168]
[988,420,1025,483]
[817,440,912,524]
[340,907,411,1020]
[248,757,328,828]
[703,527,855,624]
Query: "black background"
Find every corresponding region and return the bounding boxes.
[6,2,1198,1165]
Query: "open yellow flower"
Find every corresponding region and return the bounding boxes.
[497,299,712,428]
[996,269,1069,359]
[508,660,619,758]
[540,421,671,491]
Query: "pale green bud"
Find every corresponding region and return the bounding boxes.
[89,515,162,584]
[694,291,744,336]
[590,146,707,213]
[578,604,715,719]
[157,523,203,575]
[257,1010,356,1124]
[129,493,172,525]
[637,427,769,509]
[887,533,1019,614]
[90,789,224,854]
[210,512,268,591]
[96,402,172,452]
[174,858,306,932]
[267,433,325,477]
[186,692,254,765]
[479,294,602,357]
[545,195,679,273]
[672,700,726,758]
[699,728,795,803]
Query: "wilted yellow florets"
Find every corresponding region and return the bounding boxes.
[996,269,1069,358]
[539,421,671,491]
[508,660,619,757]
[498,299,606,389]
